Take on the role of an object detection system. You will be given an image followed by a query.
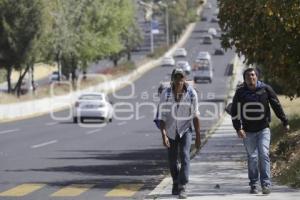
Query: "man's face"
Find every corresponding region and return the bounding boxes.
[173,74,185,90]
[245,70,257,88]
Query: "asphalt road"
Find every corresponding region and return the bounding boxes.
[0,1,235,199]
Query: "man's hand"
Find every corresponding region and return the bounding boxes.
[284,124,290,133]
[237,129,246,139]
[162,135,170,148]
[195,136,201,149]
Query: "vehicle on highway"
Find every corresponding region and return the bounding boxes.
[214,48,225,55]
[193,52,213,83]
[202,34,213,44]
[197,51,211,60]
[161,56,175,66]
[176,60,191,75]
[208,27,218,38]
[205,3,212,9]
[211,16,219,23]
[213,8,219,16]
[200,15,207,21]
[173,48,187,57]
[73,92,113,123]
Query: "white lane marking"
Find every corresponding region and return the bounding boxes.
[86,129,101,135]
[31,140,57,149]
[117,122,127,126]
[45,122,58,126]
[139,115,146,120]
[0,129,20,135]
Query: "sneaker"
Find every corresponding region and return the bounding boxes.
[178,185,187,199]
[250,186,258,194]
[262,186,271,195]
[172,183,179,195]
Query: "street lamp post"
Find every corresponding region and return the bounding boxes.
[158,1,169,46]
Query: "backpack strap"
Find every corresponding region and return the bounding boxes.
[166,87,172,102]
[165,85,194,103]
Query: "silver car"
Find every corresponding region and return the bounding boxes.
[176,61,191,75]
[73,92,113,123]
[173,48,187,57]
[161,56,175,66]
[193,59,213,83]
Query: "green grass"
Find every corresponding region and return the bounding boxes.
[147,45,169,58]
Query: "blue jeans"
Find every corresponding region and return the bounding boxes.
[168,130,192,186]
[243,128,271,187]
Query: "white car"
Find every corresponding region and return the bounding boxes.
[73,92,113,123]
[197,51,211,60]
[173,48,187,57]
[161,56,175,66]
[205,3,212,9]
[208,28,217,38]
[176,61,191,75]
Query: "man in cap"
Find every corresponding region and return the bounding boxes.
[158,68,201,199]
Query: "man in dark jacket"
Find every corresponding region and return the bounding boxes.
[231,68,290,195]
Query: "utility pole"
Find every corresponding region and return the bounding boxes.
[158,2,169,46]
[138,1,154,53]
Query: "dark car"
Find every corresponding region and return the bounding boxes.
[214,48,225,55]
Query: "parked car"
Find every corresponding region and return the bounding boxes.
[73,92,113,123]
[173,48,187,57]
[202,34,213,44]
[176,60,191,75]
[214,48,225,55]
[208,27,218,38]
[49,71,66,83]
[161,56,175,66]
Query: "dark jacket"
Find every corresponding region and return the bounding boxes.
[231,81,288,132]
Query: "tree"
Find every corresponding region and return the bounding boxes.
[109,1,143,66]
[0,0,48,95]
[218,0,300,97]
[49,0,136,84]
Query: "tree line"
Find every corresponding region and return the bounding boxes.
[218,0,300,98]
[0,0,142,96]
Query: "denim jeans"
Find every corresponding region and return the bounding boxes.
[168,130,192,186]
[243,128,271,187]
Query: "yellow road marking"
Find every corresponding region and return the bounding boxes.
[105,184,143,197]
[51,184,94,197]
[0,184,45,197]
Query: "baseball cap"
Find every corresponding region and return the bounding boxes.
[172,68,185,77]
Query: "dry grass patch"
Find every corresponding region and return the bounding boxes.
[270,96,300,188]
